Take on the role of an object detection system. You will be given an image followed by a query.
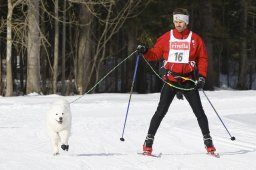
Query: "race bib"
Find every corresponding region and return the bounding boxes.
[168,30,192,64]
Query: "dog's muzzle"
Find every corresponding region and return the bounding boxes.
[56,117,63,124]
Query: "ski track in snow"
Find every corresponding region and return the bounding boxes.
[0,91,256,170]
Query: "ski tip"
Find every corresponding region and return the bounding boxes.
[207,152,220,158]
[137,152,162,158]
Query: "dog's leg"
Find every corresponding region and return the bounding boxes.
[50,131,60,155]
[59,130,70,151]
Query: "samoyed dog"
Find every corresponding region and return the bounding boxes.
[47,98,72,155]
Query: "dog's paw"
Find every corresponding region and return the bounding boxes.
[61,144,69,151]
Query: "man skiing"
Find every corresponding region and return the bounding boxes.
[137,8,216,155]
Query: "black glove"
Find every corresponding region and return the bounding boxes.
[197,76,205,89]
[137,45,148,55]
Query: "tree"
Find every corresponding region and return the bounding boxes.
[237,0,248,89]
[53,0,59,94]
[0,25,2,95]
[26,0,41,94]
[200,0,215,90]
[61,0,67,95]
[6,0,24,96]
[75,4,93,94]
[91,1,151,92]
[70,0,151,94]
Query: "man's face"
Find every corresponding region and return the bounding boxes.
[174,20,187,32]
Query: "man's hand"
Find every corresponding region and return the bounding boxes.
[137,45,147,55]
[197,76,205,89]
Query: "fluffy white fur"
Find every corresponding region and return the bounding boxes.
[46,99,72,155]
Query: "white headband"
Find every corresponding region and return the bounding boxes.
[173,14,189,25]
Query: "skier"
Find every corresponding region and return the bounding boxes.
[137,8,216,155]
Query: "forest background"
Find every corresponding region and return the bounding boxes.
[0,0,255,96]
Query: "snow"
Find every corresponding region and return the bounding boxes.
[0,90,256,170]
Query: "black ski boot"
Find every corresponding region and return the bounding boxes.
[143,134,154,155]
[203,134,216,152]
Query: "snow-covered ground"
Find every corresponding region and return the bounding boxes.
[0,90,255,170]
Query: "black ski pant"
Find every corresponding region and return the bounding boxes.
[147,84,210,136]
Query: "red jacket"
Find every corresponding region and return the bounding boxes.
[144,28,208,82]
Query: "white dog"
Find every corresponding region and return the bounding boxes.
[47,98,72,155]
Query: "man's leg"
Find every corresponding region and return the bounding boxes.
[184,89,216,152]
[184,89,209,134]
[148,84,176,135]
[143,84,176,153]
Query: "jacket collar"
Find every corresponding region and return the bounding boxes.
[172,28,190,39]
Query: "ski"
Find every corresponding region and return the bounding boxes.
[207,151,220,158]
[137,152,162,158]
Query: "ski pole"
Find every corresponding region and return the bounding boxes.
[202,90,236,141]
[120,54,140,142]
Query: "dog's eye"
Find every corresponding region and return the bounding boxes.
[56,113,58,115]
[62,113,64,115]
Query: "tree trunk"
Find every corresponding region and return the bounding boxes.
[19,53,24,94]
[6,0,13,96]
[76,5,92,94]
[0,37,3,95]
[53,0,59,93]
[40,7,48,94]
[200,0,215,90]
[237,0,248,89]
[61,0,66,95]
[27,0,41,94]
